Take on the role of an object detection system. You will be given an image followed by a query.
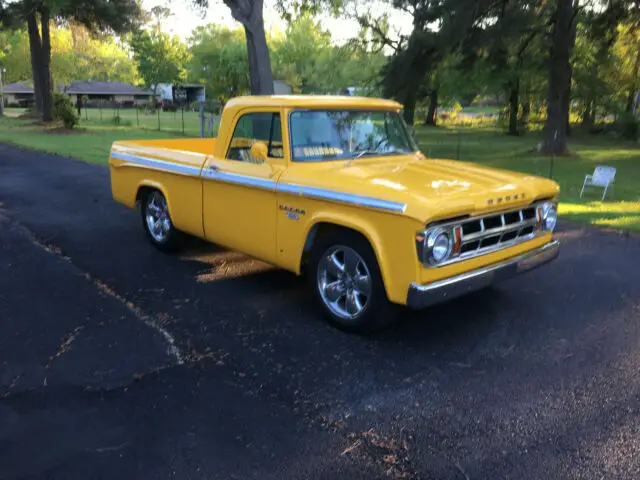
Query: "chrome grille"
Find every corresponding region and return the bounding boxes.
[418,203,546,268]
[456,205,540,261]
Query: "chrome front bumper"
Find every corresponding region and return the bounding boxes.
[406,240,559,309]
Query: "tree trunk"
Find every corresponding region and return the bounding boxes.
[581,100,592,127]
[425,89,438,126]
[508,79,519,135]
[401,88,417,125]
[40,7,53,122]
[223,0,273,96]
[541,0,574,155]
[625,48,640,113]
[244,19,274,95]
[26,12,44,115]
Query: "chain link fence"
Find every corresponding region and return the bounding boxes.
[72,100,222,137]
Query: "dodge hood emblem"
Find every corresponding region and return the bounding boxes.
[487,192,525,205]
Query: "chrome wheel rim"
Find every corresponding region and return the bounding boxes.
[317,245,372,321]
[145,192,172,243]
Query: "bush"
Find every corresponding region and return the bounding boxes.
[53,93,79,129]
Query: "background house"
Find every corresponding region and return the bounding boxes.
[3,82,35,107]
[64,81,153,108]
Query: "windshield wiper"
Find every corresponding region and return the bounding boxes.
[344,150,378,166]
[353,149,378,159]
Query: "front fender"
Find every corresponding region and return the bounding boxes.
[289,209,422,305]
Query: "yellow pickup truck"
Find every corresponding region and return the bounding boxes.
[108,95,560,333]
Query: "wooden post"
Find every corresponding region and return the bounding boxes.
[199,102,204,138]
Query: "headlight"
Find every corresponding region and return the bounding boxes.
[540,202,558,232]
[416,226,458,266]
[429,229,452,263]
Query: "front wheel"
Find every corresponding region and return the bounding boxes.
[141,190,185,253]
[308,231,398,333]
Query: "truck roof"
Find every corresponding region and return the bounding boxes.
[224,95,403,110]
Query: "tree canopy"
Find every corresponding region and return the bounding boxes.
[0,0,142,120]
[0,0,637,148]
[130,30,191,95]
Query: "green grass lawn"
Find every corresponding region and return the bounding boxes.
[1,112,638,231]
[460,106,501,115]
[0,116,187,164]
[3,107,215,137]
[416,126,640,231]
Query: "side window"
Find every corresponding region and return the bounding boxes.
[226,112,283,163]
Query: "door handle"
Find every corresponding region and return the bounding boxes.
[208,164,218,171]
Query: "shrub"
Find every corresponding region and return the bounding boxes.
[53,93,79,128]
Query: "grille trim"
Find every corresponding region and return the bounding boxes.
[423,203,546,267]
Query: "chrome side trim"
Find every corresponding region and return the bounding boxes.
[406,240,559,309]
[110,151,407,214]
[277,182,407,213]
[110,151,203,177]
[201,168,277,190]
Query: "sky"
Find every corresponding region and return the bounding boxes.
[141,0,412,45]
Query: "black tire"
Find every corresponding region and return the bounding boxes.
[140,189,186,253]
[308,229,399,334]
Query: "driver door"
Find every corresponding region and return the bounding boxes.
[202,111,285,264]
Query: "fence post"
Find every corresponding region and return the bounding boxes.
[181,107,185,135]
[199,102,204,138]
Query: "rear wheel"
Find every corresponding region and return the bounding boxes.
[140,190,185,253]
[308,230,398,333]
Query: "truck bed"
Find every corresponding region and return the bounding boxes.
[112,137,217,156]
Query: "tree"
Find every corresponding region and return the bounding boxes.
[148,4,173,33]
[130,30,191,98]
[479,0,550,135]
[572,8,622,127]
[541,0,577,154]
[186,16,385,100]
[0,30,32,83]
[270,13,332,92]
[349,0,498,125]
[187,24,250,101]
[0,25,139,91]
[192,0,274,95]
[0,0,142,121]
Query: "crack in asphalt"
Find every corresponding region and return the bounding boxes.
[3,214,185,366]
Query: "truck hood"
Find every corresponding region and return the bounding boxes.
[281,154,560,223]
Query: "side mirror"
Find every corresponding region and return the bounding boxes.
[250,141,268,163]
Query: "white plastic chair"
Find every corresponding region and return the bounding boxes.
[580,165,616,201]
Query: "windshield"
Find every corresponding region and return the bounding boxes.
[289,109,419,162]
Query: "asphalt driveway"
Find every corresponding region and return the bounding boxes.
[1,144,639,479]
